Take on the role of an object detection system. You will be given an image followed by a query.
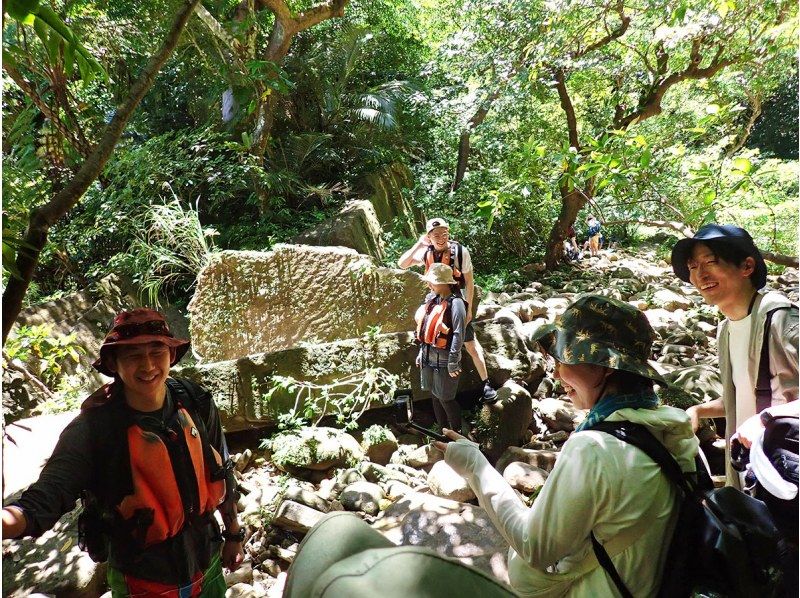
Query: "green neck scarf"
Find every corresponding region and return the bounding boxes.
[576,391,660,432]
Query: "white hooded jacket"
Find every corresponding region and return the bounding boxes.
[445,405,699,597]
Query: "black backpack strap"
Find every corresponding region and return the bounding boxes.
[166,378,228,483]
[755,306,794,414]
[590,531,634,598]
[585,422,698,597]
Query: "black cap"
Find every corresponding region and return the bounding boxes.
[671,224,767,290]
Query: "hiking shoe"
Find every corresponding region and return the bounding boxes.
[479,380,498,404]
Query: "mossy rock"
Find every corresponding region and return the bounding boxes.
[267,427,364,473]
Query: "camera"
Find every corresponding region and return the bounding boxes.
[393,389,448,442]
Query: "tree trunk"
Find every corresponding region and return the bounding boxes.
[544,188,586,269]
[249,19,294,158]
[1,0,202,345]
[451,130,471,192]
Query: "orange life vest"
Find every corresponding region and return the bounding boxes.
[81,379,227,550]
[415,295,463,350]
[117,405,226,547]
[424,241,465,288]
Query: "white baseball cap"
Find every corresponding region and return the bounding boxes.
[425,217,449,233]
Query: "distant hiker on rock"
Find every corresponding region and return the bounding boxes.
[586,215,602,257]
[2,309,243,597]
[414,263,467,434]
[434,295,700,597]
[398,217,497,403]
[671,224,798,489]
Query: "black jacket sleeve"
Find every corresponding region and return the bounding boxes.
[9,413,95,537]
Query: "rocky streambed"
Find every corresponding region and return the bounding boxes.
[3,246,797,597]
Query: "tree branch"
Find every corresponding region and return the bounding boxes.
[554,68,580,149]
[3,64,91,158]
[195,3,238,49]
[725,89,762,157]
[614,39,736,129]
[575,0,630,58]
[2,0,203,344]
[294,0,348,31]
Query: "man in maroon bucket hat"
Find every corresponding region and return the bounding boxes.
[2,308,244,596]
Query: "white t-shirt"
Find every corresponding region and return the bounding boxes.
[728,315,755,429]
[413,242,473,274]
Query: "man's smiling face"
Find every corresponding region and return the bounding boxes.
[687,242,755,310]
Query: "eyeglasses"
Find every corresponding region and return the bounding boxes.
[110,320,172,340]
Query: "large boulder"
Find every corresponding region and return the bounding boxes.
[427,461,476,502]
[473,313,545,386]
[3,411,79,500]
[292,200,385,260]
[473,381,534,462]
[265,427,363,475]
[188,246,428,361]
[175,331,422,431]
[363,162,422,237]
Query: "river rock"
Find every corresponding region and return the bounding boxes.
[427,461,476,502]
[495,447,559,474]
[372,491,510,583]
[266,427,363,474]
[534,397,583,432]
[292,200,385,259]
[340,481,385,515]
[473,380,534,462]
[391,443,444,469]
[360,426,398,466]
[502,462,549,493]
[651,288,694,311]
[2,508,106,598]
[273,500,327,534]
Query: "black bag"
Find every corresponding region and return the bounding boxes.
[77,490,109,563]
[589,422,784,598]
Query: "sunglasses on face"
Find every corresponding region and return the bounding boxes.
[110,320,172,340]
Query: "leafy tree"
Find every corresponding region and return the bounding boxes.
[2,0,204,343]
[428,0,796,268]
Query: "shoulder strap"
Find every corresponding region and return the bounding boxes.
[590,422,695,494]
[755,306,794,413]
[166,378,226,481]
[590,532,634,598]
[584,421,697,598]
[424,244,434,267]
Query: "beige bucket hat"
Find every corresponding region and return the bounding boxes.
[421,262,457,285]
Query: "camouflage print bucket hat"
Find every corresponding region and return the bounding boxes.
[531,294,668,385]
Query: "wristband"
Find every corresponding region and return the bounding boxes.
[222,528,245,542]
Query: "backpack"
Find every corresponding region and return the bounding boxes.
[424,241,466,289]
[588,421,784,598]
[77,378,227,563]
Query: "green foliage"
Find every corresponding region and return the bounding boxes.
[125,198,218,307]
[3,324,85,387]
[362,424,393,446]
[262,368,399,431]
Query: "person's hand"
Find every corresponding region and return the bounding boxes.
[732,412,765,449]
[221,538,245,571]
[433,428,467,452]
[415,354,422,368]
[465,312,473,325]
[448,368,460,378]
[686,405,701,433]
[418,233,432,247]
